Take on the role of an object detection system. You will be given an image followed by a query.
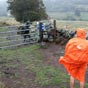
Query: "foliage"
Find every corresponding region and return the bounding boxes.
[7,0,48,23]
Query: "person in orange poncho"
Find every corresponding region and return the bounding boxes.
[59,28,88,88]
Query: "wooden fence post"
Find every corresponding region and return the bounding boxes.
[53,20,57,42]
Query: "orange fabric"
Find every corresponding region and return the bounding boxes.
[59,28,88,82]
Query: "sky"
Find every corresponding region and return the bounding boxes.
[0,0,7,1]
[0,0,7,3]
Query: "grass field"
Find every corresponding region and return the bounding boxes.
[47,12,88,31]
[0,14,88,88]
[48,12,88,21]
[0,44,69,88]
[56,20,88,31]
[0,16,88,88]
[0,44,88,88]
[0,16,88,30]
[0,17,20,26]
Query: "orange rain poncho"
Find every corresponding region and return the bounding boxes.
[59,28,88,82]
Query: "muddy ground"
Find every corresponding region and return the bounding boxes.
[0,43,88,88]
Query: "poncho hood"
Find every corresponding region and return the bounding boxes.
[76,28,86,39]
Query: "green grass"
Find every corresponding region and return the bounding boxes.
[80,12,88,21]
[15,45,70,86]
[48,12,74,20]
[0,44,70,88]
[48,12,88,21]
[48,12,88,30]
[56,20,88,31]
[0,44,88,88]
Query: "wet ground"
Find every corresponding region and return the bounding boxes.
[0,43,88,88]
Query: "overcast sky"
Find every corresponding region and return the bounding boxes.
[0,0,6,1]
[0,0,7,1]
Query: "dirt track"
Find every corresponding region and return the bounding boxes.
[40,43,65,71]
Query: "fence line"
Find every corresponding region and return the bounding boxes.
[0,25,39,49]
[0,41,38,49]
[0,34,37,39]
[0,21,53,49]
[0,28,37,34]
[0,37,38,44]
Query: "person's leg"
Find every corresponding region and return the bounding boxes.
[80,82,84,88]
[70,76,75,88]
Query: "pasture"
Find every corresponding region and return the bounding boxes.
[0,17,88,88]
[1,16,88,30]
[0,17,20,26]
[0,44,88,88]
[56,20,88,31]
[48,12,88,21]
[0,44,69,88]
